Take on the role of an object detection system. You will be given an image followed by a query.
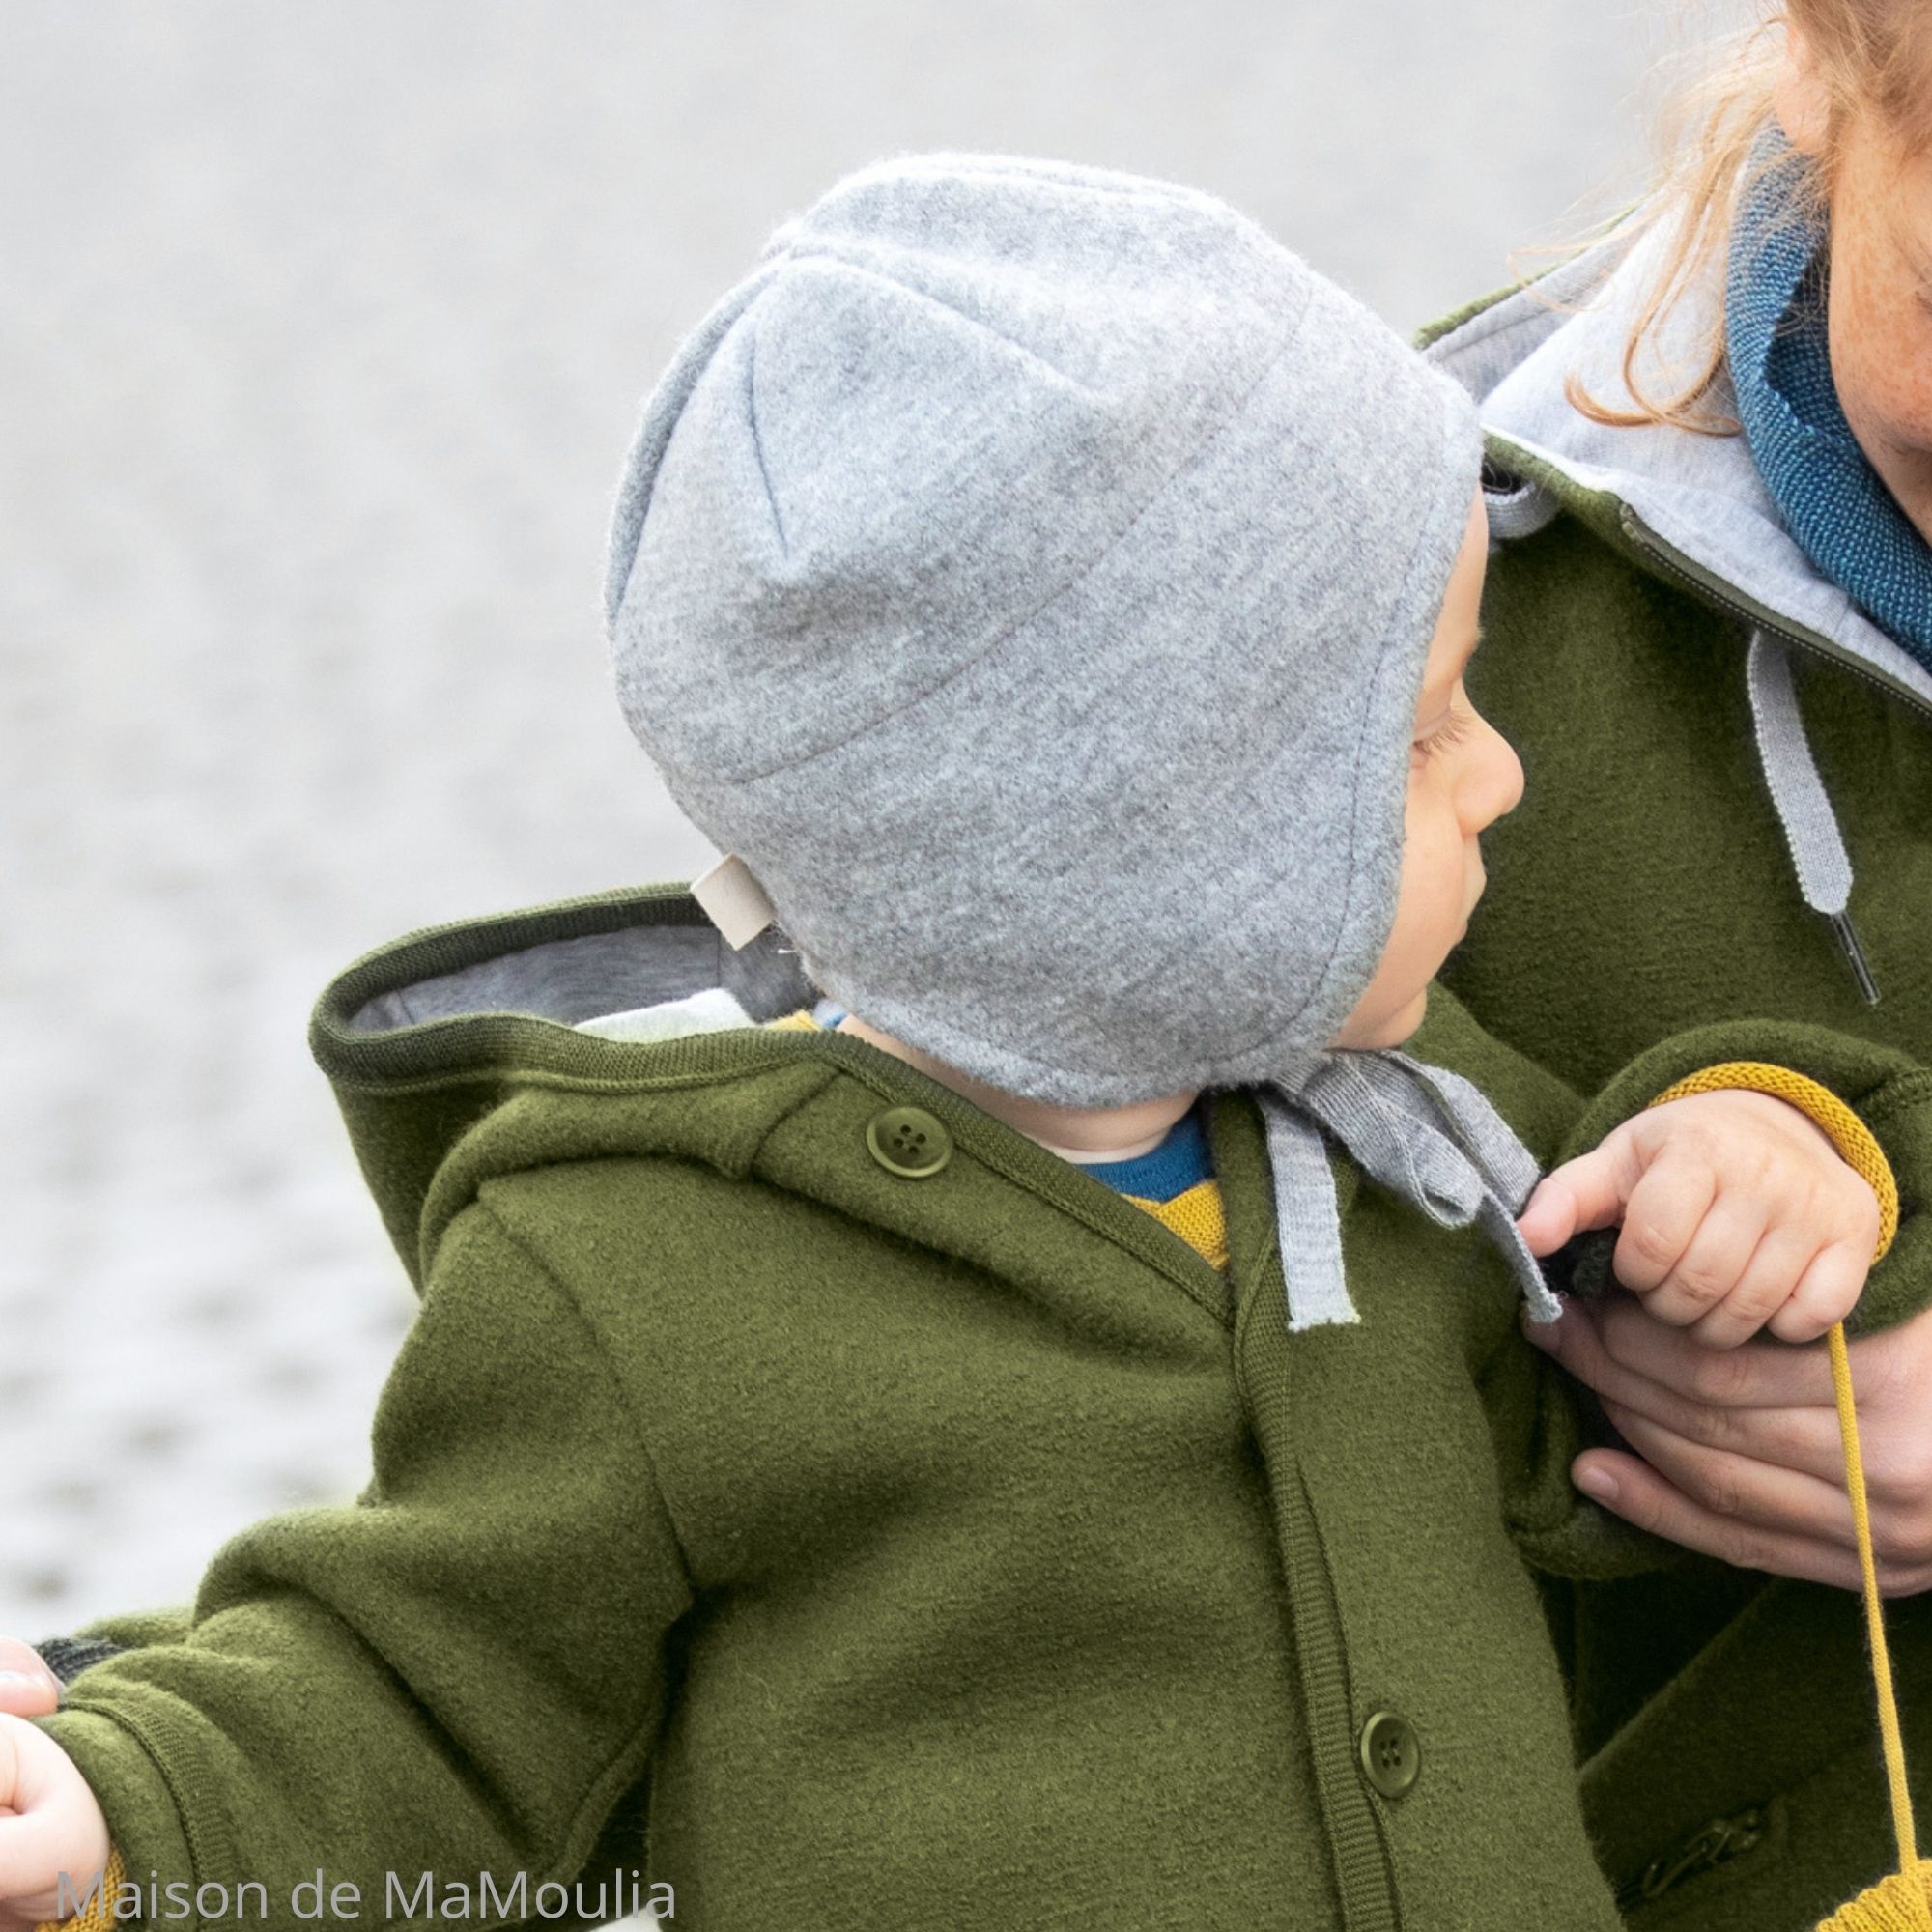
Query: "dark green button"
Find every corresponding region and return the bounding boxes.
[866,1106,952,1179]
[1358,1711,1420,1798]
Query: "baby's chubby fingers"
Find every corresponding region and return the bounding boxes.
[1520,1091,1881,1346]
[0,1715,112,1930]
[1639,1089,1880,1340]
[0,1641,60,1719]
[1519,1125,1728,1316]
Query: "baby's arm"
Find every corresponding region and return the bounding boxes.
[0,1194,693,1924]
[1404,986,1909,1582]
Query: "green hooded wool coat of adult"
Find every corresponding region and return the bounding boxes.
[1418,214,1932,1929]
[29,882,1926,1931]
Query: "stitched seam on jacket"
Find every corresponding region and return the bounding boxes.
[462,1196,696,1887]
[469,1195,699,1603]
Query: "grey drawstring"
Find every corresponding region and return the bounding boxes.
[1257,1049,1562,1333]
[1746,631,1880,1003]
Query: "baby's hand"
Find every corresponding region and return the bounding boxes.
[1517,1089,1882,1349]
[0,1714,111,1932]
[0,1643,60,1720]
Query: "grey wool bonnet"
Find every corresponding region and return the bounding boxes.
[603,153,1484,1112]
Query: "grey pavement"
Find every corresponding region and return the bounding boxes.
[1,0,1748,1918]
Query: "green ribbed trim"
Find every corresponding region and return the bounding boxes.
[309,880,743,1088]
[1286,1456,1400,1932]
[1412,203,1639,353]
[1413,275,1532,353]
[35,1703,213,1924]
[1478,434,1637,554]
[1221,1104,1392,1931]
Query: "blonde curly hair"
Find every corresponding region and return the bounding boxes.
[1569,1,1932,435]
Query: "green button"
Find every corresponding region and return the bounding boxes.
[866,1106,952,1179]
[1358,1711,1420,1799]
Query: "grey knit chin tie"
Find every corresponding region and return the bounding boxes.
[1256,1048,1563,1332]
[1747,630,1881,1005]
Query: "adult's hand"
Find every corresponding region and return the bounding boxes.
[1522,1291,1932,1597]
[0,1641,59,1719]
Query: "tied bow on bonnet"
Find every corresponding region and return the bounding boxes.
[1257,1049,1558,1330]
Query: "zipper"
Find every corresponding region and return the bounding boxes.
[1617,503,1932,730]
[1612,1808,1767,1912]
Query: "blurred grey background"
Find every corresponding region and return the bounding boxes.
[3,0,1747,1741]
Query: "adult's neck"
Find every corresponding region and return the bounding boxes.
[833,1013,1199,1161]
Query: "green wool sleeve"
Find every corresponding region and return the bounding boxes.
[1478,1301,1716,1586]
[29,1198,694,1927]
[1411,990,1849,1583]
[1548,1017,1932,1337]
[31,1610,198,1691]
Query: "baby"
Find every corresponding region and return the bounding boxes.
[0,156,1888,1931]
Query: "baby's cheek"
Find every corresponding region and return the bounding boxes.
[1400,791,1471,942]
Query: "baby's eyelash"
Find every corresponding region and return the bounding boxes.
[1414,712,1477,760]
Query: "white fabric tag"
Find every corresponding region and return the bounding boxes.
[575,987,753,1041]
[691,852,777,950]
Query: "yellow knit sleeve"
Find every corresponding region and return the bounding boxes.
[1645,1061,1898,1264]
[32,1842,124,1932]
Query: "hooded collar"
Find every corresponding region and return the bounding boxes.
[310,882,1558,1333]
[1423,208,1931,1004]
[1424,214,1932,723]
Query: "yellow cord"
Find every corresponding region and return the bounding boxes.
[1643,1065,1926,1926]
[1829,1321,1924,1893]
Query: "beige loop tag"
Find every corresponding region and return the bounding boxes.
[690,852,777,950]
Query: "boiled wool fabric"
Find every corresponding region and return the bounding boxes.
[604,153,1481,1106]
[1727,133,1932,670]
[31,881,1889,1932]
[772,1004,1229,1264]
[1412,260,1932,1928]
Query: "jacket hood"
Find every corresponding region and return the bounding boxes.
[309,882,833,1289]
[1423,218,1932,724]
[308,876,1566,1340]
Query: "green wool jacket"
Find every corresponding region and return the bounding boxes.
[1420,218,1932,1928]
[31,884,1913,1931]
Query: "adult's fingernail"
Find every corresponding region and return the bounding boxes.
[1576,1467,1619,1503]
[0,1669,48,1686]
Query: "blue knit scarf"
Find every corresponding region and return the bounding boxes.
[1726,132,1932,667]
